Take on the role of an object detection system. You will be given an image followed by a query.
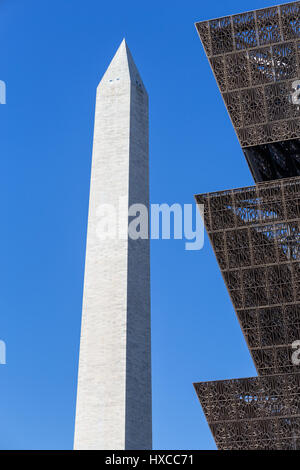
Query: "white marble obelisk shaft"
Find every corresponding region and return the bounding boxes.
[74,40,151,450]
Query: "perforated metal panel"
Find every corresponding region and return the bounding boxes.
[194,374,300,450]
[194,2,300,450]
[196,2,300,148]
[195,176,300,375]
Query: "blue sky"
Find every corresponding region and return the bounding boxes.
[0,0,280,450]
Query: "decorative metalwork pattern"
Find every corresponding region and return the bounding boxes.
[195,2,300,147]
[194,3,300,450]
[195,176,300,375]
[194,373,300,450]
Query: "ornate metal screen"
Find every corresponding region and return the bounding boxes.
[194,2,300,450]
[194,176,300,449]
[194,374,300,450]
[195,176,300,376]
[196,2,300,182]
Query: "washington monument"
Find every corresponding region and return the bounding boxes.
[74,40,151,450]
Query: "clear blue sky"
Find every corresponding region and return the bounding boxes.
[0,0,279,450]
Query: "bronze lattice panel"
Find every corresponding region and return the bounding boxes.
[194,2,300,450]
[195,176,300,375]
[194,373,300,450]
[195,2,300,147]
